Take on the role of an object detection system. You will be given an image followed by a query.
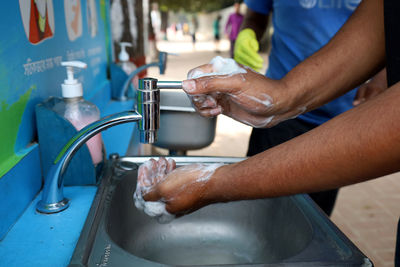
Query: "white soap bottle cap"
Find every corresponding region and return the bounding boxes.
[119,42,132,62]
[61,61,87,98]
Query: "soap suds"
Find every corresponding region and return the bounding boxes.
[186,56,277,127]
[134,158,223,223]
[188,56,247,79]
[134,158,175,223]
[134,189,175,224]
[233,115,274,128]
[229,93,273,110]
[187,56,247,114]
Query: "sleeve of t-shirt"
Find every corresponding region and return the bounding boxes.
[244,0,273,15]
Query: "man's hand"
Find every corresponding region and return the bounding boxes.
[353,69,387,106]
[234,28,264,71]
[138,158,224,215]
[183,64,308,128]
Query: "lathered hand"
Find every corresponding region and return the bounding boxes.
[183,60,307,128]
[137,157,223,216]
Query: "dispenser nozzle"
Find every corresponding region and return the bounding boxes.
[119,42,132,62]
[60,61,87,98]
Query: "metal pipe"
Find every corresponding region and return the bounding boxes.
[36,111,142,214]
[157,81,182,89]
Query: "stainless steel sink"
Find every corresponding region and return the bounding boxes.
[154,90,217,155]
[70,156,372,266]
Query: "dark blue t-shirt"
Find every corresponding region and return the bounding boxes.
[245,0,361,125]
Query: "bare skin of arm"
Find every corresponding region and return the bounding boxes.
[353,68,387,106]
[281,0,385,112]
[210,83,400,201]
[142,0,390,215]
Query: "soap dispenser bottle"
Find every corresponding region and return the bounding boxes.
[53,61,104,165]
[118,42,138,88]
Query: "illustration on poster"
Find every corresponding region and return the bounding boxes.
[64,0,83,41]
[87,0,98,37]
[19,0,55,44]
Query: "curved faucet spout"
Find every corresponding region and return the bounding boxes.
[36,110,142,214]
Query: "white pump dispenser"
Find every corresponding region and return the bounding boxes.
[53,61,104,165]
[117,42,138,94]
[119,42,131,62]
[61,61,87,98]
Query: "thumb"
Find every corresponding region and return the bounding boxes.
[183,74,243,95]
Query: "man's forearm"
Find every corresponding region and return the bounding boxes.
[283,0,385,112]
[212,80,400,201]
[240,8,269,40]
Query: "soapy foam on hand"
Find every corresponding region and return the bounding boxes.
[188,56,247,79]
[134,188,175,224]
[188,56,246,113]
[133,159,223,224]
[134,159,175,224]
[186,56,279,128]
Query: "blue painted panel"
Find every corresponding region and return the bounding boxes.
[0,146,42,240]
[0,0,109,178]
[0,0,138,243]
[101,99,137,157]
[0,186,97,267]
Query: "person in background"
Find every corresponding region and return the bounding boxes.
[213,15,222,53]
[225,2,243,58]
[189,16,198,50]
[233,0,380,216]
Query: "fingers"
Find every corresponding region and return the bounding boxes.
[189,93,223,117]
[197,106,223,117]
[138,158,157,187]
[166,158,176,173]
[234,33,263,71]
[157,157,168,178]
[187,64,214,79]
[139,157,177,201]
[183,74,245,95]
[143,187,161,202]
[235,54,262,72]
[249,38,260,53]
[191,94,218,109]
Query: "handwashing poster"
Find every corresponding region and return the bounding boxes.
[19,0,55,44]
[0,0,108,178]
[64,0,82,41]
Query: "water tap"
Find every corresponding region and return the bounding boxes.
[36,78,182,214]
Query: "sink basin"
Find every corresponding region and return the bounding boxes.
[70,156,372,266]
[154,90,217,154]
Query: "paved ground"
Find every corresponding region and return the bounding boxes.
[148,36,400,266]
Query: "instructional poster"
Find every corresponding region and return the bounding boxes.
[0,0,108,178]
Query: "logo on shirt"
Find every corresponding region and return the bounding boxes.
[299,0,361,10]
[299,0,317,9]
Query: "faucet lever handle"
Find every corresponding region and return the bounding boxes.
[157,81,182,89]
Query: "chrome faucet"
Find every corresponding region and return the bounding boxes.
[117,51,169,101]
[36,78,182,214]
